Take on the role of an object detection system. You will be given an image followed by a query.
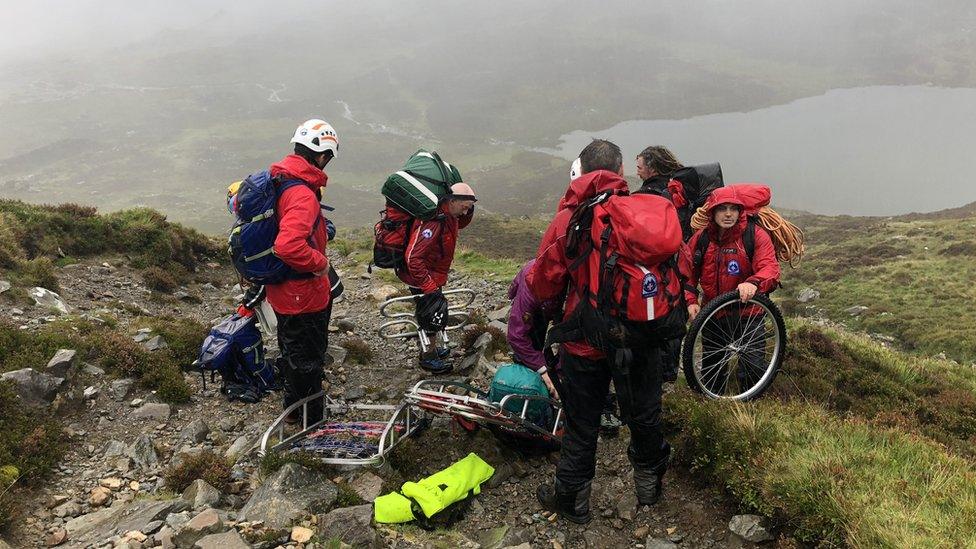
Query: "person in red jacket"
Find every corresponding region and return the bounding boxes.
[684,186,781,393]
[266,118,339,425]
[528,140,671,524]
[396,182,476,373]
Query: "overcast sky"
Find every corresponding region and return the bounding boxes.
[0,0,317,65]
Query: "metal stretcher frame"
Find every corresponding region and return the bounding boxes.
[377,288,476,352]
[258,391,425,466]
[404,379,564,441]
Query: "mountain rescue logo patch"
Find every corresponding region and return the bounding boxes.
[727,259,741,275]
[421,228,434,239]
[641,273,658,298]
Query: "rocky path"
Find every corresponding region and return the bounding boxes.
[1,253,765,548]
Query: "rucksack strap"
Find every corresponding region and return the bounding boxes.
[692,218,757,277]
[743,217,756,259]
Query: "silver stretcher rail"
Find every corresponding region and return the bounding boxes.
[403,379,563,441]
[377,288,476,346]
[258,391,425,467]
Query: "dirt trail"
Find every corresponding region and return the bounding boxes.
[7,253,746,548]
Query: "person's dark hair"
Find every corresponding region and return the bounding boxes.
[294,143,334,164]
[579,139,622,174]
[637,146,683,177]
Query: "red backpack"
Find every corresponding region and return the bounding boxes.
[548,191,688,365]
[372,204,416,269]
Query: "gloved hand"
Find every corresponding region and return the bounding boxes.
[241,284,266,310]
[326,218,336,241]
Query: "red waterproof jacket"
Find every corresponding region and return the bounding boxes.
[684,186,780,308]
[397,203,474,294]
[527,170,630,360]
[265,154,332,315]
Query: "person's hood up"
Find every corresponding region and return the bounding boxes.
[705,185,762,240]
[270,154,328,190]
[556,170,629,212]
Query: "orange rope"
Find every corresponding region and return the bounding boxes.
[691,205,804,266]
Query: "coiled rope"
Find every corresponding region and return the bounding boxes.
[691,206,805,266]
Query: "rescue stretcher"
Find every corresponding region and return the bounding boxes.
[258,391,426,466]
[377,288,475,353]
[403,379,564,443]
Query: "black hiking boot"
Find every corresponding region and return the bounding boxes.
[631,443,670,506]
[536,482,592,524]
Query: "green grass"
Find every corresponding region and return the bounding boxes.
[666,395,976,547]
[163,450,232,493]
[0,318,192,403]
[780,213,976,364]
[770,320,976,458]
[0,199,222,292]
[0,381,65,529]
[452,249,521,283]
[666,319,976,546]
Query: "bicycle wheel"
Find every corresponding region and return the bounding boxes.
[682,291,786,400]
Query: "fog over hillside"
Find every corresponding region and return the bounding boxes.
[1,0,975,231]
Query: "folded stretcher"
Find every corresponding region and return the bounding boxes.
[258,391,426,466]
[403,379,564,443]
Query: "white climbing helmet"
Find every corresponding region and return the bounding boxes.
[291,119,339,156]
[570,157,582,181]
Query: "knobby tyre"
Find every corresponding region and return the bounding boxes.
[681,291,786,401]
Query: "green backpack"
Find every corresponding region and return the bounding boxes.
[381,149,462,220]
[488,363,553,427]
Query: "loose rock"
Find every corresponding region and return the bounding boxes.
[131,403,172,421]
[646,537,678,549]
[729,514,776,543]
[318,504,378,548]
[173,508,223,548]
[45,528,68,547]
[88,486,112,507]
[797,287,820,303]
[0,368,66,407]
[180,419,211,443]
[369,284,400,302]
[349,471,384,502]
[182,479,221,509]
[29,287,71,314]
[291,525,314,543]
[110,379,136,401]
[46,349,78,378]
[239,463,338,529]
[193,530,249,549]
[128,434,161,471]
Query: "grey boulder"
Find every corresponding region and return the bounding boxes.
[239,463,337,529]
[0,368,65,407]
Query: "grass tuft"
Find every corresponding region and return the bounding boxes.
[163,450,232,493]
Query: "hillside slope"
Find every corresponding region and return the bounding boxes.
[779,211,976,364]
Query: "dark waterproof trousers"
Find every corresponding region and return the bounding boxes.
[556,347,667,492]
[701,313,766,393]
[276,306,332,423]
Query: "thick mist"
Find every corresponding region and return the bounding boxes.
[1,0,975,229]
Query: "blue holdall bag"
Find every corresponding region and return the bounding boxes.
[196,313,277,403]
[228,170,320,285]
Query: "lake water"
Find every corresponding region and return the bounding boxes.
[545,86,976,216]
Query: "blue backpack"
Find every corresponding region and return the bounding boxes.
[196,313,276,402]
[228,170,319,285]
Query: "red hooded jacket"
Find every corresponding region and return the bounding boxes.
[527,170,631,360]
[684,186,780,307]
[265,154,331,315]
[397,203,474,294]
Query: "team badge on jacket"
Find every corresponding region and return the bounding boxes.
[727,259,741,275]
[641,273,658,298]
[421,228,433,239]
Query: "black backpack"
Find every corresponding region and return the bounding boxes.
[671,163,724,240]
